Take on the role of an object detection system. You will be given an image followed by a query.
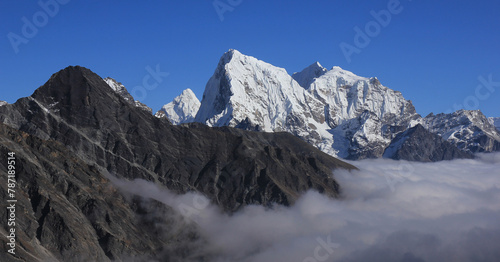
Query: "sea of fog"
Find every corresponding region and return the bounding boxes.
[111,153,500,262]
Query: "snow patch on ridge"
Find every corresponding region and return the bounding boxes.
[104,77,153,114]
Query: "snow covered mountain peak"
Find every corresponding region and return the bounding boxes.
[196,49,322,127]
[179,88,197,99]
[309,66,418,129]
[162,50,500,159]
[223,49,290,75]
[192,50,421,159]
[155,88,200,124]
[319,66,370,87]
[194,49,337,153]
[161,50,498,160]
[292,62,327,88]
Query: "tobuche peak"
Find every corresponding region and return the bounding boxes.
[156,88,201,124]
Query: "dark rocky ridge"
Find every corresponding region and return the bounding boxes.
[6,66,355,209]
[383,124,474,162]
[0,123,204,261]
[0,66,355,260]
[423,111,500,154]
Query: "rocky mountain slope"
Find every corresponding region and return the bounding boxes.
[423,110,500,153]
[383,124,474,161]
[0,66,355,261]
[0,122,203,262]
[306,65,421,159]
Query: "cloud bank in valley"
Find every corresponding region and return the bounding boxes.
[111,153,500,262]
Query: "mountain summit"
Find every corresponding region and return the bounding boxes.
[292,61,327,88]
[194,49,333,154]
[191,50,428,160]
[155,88,200,124]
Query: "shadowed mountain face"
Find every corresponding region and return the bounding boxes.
[0,66,355,261]
[383,124,474,162]
[0,123,204,262]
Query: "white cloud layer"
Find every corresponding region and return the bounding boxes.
[111,153,500,262]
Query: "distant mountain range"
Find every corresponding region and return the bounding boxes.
[156,50,500,161]
[0,50,498,260]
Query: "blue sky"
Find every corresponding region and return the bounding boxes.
[1,0,499,117]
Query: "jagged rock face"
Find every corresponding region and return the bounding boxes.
[423,110,500,153]
[194,50,420,160]
[0,66,355,261]
[0,101,7,107]
[156,89,200,124]
[104,77,153,114]
[335,111,392,160]
[383,124,474,161]
[308,67,420,159]
[0,123,203,262]
[308,67,418,127]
